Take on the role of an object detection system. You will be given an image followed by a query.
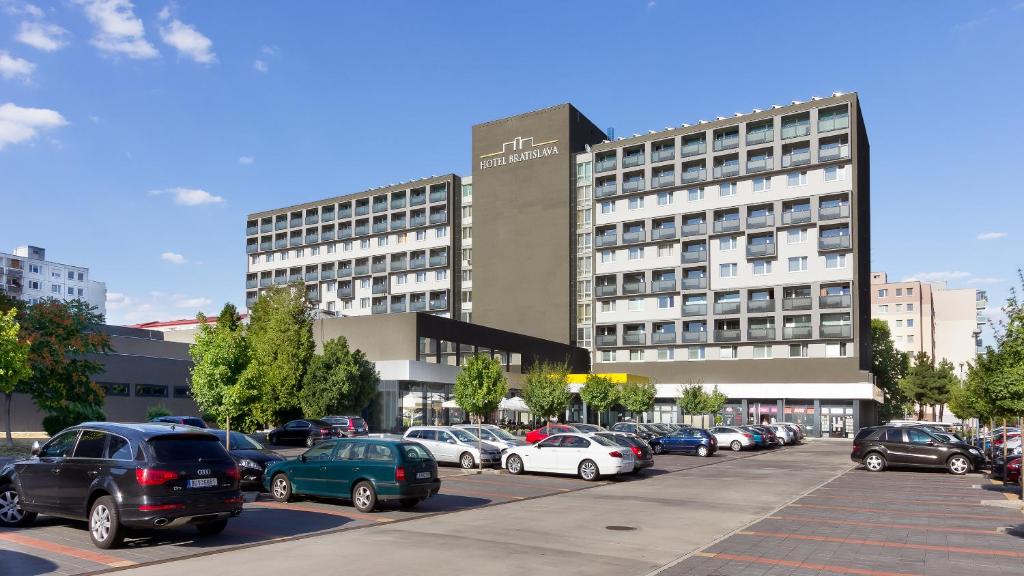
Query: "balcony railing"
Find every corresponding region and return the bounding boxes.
[372,283,387,294]
[746,215,775,229]
[410,300,426,312]
[430,190,448,203]
[652,148,675,163]
[370,222,386,234]
[819,205,850,220]
[321,211,335,222]
[429,255,448,267]
[681,277,707,290]
[783,326,813,339]
[781,123,810,139]
[681,250,707,264]
[713,163,740,179]
[246,297,257,308]
[713,135,739,152]
[713,220,741,234]
[681,223,706,237]
[289,236,303,247]
[622,333,646,346]
[782,149,811,167]
[339,208,352,219]
[276,219,289,230]
[259,242,272,251]
[390,302,407,313]
[746,243,776,258]
[622,230,645,244]
[321,270,336,280]
[595,157,617,173]
[622,153,644,169]
[748,327,776,341]
[747,299,775,313]
[305,234,319,244]
[681,331,707,343]
[595,284,617,297]
[596,334,617,347]
[391,199,406,210]
[410,216,426,227]
[371,263,386,275]
[653,332,678,344]
[429,298,448,310]
[305,215,319,225]
[430,211,448,224]
[714,329,741,342]
[651,279,676,292]
[337,268,352,278]
[682,168,707,183]
[321,231,336,242]
[746,157,773,173]
[622,179,645,193]
[391,219,407,230]
[259,277,272,288]
[651,227,676,241]
[290,218,302,228]
[818,144,850,162]
[651,173,675,188]
[746,129,773,146]
[409,258,426,269]
[714,302,741,315]
[682,303,707,316]
[782,210,812,225]
[338,226,352,239]
[354,226,369,236]
[391,260,408,272]
[246,226,258,236]
[354,265,369,276]
[782,297,812,311]
[622,281,646,295]
[288,273,302,283]
[819,235,852,250]
[245,279,257,289]
[302,272,317,282]
[681,141,706,157]
[410,194,426,207]
[820,294,852,308]
[595,181,617,198]
[275,239,288,249]
[821,324,852,338]
[595,234,617,247]
[372,303,387,314]
[260,223,273,233]
[373,202,388,213]
[355,205,370,216]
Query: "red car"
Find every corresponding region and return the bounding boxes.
[1007,457,1021,484]
[525,424,578,444]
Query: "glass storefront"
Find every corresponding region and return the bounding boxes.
[720,403,744,426]
[783,402,816,436]
[821,403,854,438]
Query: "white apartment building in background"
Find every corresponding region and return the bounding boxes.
[0,245,107,316]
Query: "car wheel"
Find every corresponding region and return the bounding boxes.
[271,473,293,502]
[947,454,971,475]
[352,481,377,513]
[196,519,228,536]
[652,443,664,455]
[864,452,886,472]
[506,455,524,475]
[697,445,709,457]
[730,440,742,452]
[89,496,125,549]
[460,452,475,469]
[578,459,599,481]
[399,498,421,509]
[305,436,315,448]
[0,484,36,527]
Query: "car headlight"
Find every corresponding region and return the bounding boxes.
[238,458,261,470]
[969,448,980,455]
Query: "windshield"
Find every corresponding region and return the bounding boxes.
[450,429,479,443]
[212,430,263,450]
[468,426,515,441]
[148,435,229,462]
[400,443,432,460]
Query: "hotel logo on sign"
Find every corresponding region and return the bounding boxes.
[478,136,559,170]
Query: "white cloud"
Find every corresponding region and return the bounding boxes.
[260,45,278,55]
[105,290,215,325]
[1,1,43,17]
[252,59,268,73]
[148,187,225,206]
[0,51,35,82]
[977,231,1007,240]
[77,0,158,59]
[159,16,216,64]
[160,251,187,264]
[175,297,211,308]
[16,21,69,52]
[0,102,68,150]
[966,277,1005,285]
[901,271,972,282]
[238,155,254,164]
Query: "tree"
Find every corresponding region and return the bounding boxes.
[0,308,31,448]
[453,354,508,470]
[521,361,571,424]
[704,385,729,424]
[243,286,314,426]
[300,337,381,419]
[146,404,172,421]
[579,374,617,427]
[899,352,953,420]
[933,359,958,421]
[619,380,657,422]
[190,307,254,443]
[676,384,707,421]
[871,319,912,421]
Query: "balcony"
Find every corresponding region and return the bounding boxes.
[390,218,407,230]
[622,230,645,244]
[746,127,773,146]
[339,207,352,219]
[276,219,289,230]
[622,153,644,169]
[305,215,319,225]
[819,205,851,220]
[338,226,352,239]
[681,250,707,264]
[713,163,740,179]
[819,143,850,162]
[714,302,741,315]
[321,230,336,242]
[680,331,706,343]
[782,297,812,311]
[783,326,813,339]
[355,204,370,217]
[681,139,706,158]
[595,181,617,198]
[373,201,388,213]
[622,178,645,193]
[274,275,288,286]
[820,294,852,308]
[746,157,773,173]
[782,149,811,167]
[747,299,775,313]
[245,278,257,289]
[653,332,678,344]
[246,296,257,308]
[651,279,676,292]
[409,258,426,269]
[682,222,706,237]
[321,269,336,280]
[713,220,741,234]
[410,193,426,207]
[595,157,617,173]
[651,172,675,189]
[682,303,707,316]
[652,147,675,163]
[337,267,352,278]
[622,333,646,346]
[391,259,408,272]
[781,121,810,140]
[321,210,335,222]
[305,233,319,244]
[748,327,776,341]
[390,301,407,313]
[259,277,272,288]
[746,243,776,258]
[372,283,387,295]
[429,254,448,267]
[305,289,320,302]
[304,272,318,282]
[246,225,258,236]
[430,211,448,225]
[260,222,273,233]
[595,233,617,247]
[410,215,427,227]
[782,210,812,225]
[372,303,387,314]
[391,198,406,210]
[368,221,386,234]
[682,168,706,184]
[819,235,852,250]
[430,189,448,203]
[370,262,386,275]
[746,214,775,229]
[714,329,741,342]
[596,334,617,347]
[410,300,426,312]
[288,273,302,283]
[275,239,288,249]
[622,281,646,295]
[354,265,369,276]
[259,241,272,252]
[651,227,677,241]
[713,134,739,152]
[821,325,853,338]
[595,284,618,297]
[354,225,369,236]
[290,217,302,228]
[429,298,448,310]
[681,277,707,290]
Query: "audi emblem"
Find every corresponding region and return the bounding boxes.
[197,468,211,476]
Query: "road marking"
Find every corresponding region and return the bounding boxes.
[789,503,1016,520]
[765,515,1001,535]
[0,532,137,568]
[247,501,393,523]
[738,530,1024,558]
[698,551,922,576]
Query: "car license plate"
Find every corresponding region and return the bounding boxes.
[188,478,218,488]
[416,471,431,479]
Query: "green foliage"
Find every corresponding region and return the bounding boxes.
[965,272,1024,418]
[0,309,31,447]
[871,319,912,421]
[619,380,657,420]
[146,404,172,421]
[41,402,105,437]
[704,385,729,415]
[242,286,314,425]
[899,352,954,420]
[190,307,257,431]
[300,337,381,419]
[217,303,241,330]
[579,374,617,426]
[452,354,507,423]
[521,361,571,423]
[676,383,728,419]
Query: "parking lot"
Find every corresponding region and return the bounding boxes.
[0,443,780,576]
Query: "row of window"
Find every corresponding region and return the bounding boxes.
[250,226,449,265]
[23,265,87,282]
[877,287,914,298]
[595,341,851,362]
[98,382,189,399]
[596,245,848,271]
[877,303,916,313]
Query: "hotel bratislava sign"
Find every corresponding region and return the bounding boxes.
[479,136,559,170]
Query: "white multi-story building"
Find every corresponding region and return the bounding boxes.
[0,245,107,316]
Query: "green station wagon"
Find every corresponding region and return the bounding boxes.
[263,438,441,512]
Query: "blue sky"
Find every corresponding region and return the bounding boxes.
[1,1,1021,341]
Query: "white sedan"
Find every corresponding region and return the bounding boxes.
[501,433,634,481]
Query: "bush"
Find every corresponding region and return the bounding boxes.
[41,403,106,437]
[146,404,172,421]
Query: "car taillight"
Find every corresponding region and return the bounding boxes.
[609,451,623,458]
[395,466,406,481]
[630,446,642,457]
[139,503,184,512]
[320,428,331,435]
[136,468,179,486]
[224,496,244,505]
[225,466,240,483]
[743,434,753,439]
[349,422,356,430]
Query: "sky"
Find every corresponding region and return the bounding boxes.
[0,0,1021,343]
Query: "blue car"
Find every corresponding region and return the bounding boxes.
[739,426,768,448]
[649,428,717,456]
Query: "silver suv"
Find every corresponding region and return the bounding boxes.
[403,426,503,468]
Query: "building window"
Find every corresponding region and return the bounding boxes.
[342,242,352,252]
[436,227,447,238]
[906,319,914,327]
[415,272,427,283]
[825,254,847,269]
[435,270,447,281]
[787,228,807,244]
[600,350,614,362]
[788,256,808,272]
[752,260,772,275]
[628,247,644,260]
[67,270,74,280]
[687,187,704,202]
[895,288,903,296]
[600,300,615,313]
[462,183,473,199]
[577,233,592,250]
[720,263,737,278]
[907,303,914,311]
[251,255,259,265]
[67,286,74,295]
[657,243,673,258]
[753,177,771,192]
[28,280,40,290]
[51,284,59,293]
[907,334,915,343]
[265,253,273,263]
[826,342,849,357]
[135,384,168,398]
[461,291,472,304]
[98,382,129,397]
[895,319,903,327]
[462,205,472,219]
[657,348,675,361]
[907,288,914,296]
[657,191,673,206]
[824,165,847,182]
[787,172,808,187]
[895,303,903,312]
[360,278,371,288]
[752,345,773,359]
[687,346,705,360]
[395,275,407,285]
[879,304,888,313]
[377,237,388,247]
[600,200,615,214]
[658,295,675,309]
[720,345,737,359]
[789,344,808,358]
[719,237,737,251]
[342,300,352,310]
[576,208,591,229]
[629,349,643,362]
[719,182,736,197]
[28,264,40,274]
[627,298,644,312]
[877,289,887,297]
[359,298,370,309]
[628,196,644,211]
[600,250,615,263]
[415,230,426,241]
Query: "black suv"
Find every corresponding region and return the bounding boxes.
[0,422,243,548]
[852,425,984,475]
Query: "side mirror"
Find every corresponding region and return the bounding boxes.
[299,454,307,463]
[30,441,41,457]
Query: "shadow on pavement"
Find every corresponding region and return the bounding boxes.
[411,494,492,512]
[0,549,59,575]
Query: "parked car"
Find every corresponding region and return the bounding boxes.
[609,422,661,441]
[266,419,334,447]
[709,426,756,451]
[566,423,606,433]
[151,415,207,428]
[738,426,768,448]
[208,430,284,491]
[1006,457,1022,485]
[650,428,717,456]
[321,415,369,438]
[991,446,1021,479]
[403,426,503,468]
[451,424,528,450]
[593,431,653,473]
[264,438,440,512]
[769,424,795,445]
[502,433,635,481]
[525,424,578,444]
[0,422,242,548]
[783,423,805,442]
[749,425,780,446]
[852,425,984,475]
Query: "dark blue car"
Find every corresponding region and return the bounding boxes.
[649,428,717,457]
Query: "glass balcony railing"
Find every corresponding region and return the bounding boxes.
[651,227,677,241]
[372,303,387,314]
[782,297,813,311]
[596,334,617,347]
[653,332,678,344]
[681,223,706,237]
[622,230,645,244]
[595,234,617,247]
[259,277,272,287]
[410,300,427,312]
[410,216,426,227]
[746,129,773,146]
[321,231,335,242]
[651,173,675,188]
[430,190,448,203]
[372,202,388,213]
[622,281,646,295]
[820,294,852,308]
[782,210,812,225]
[372,283,387,294]
[354,226,369,236]
[288,273,301,283]
[818,144,850,162]
[681,141,706,157]
[651,279,676,292]
[622,154,644,169]
[746,157,773,173]
[260,223,273,233]
[682,168,707,183]
[713,134,739,152]
[781,123,810,139]
[714,302,741,315]
[595,284,617,297]
[429,212,447,224]
[409,258,426,269]
[746,215,775,229]
[321,211,335,222]
[429,298,448,310]
[595,182,618,198]
[321,269,336,280]
[289,236,303,247]
[622,179,645,193]
[681,277,707,290]
[390,302,407,313]
[391,260,407,272]
[713,219,741,234]
[275,239,288,249]
[391,199,406,210]
[622,333,646,346]
[713,163,740,179]
[429,255,448,267]
[372,223,388,234]
[354,265,369,276]
[259,242,272,251]
[355,205,370,216]
[246,226,258,236]
[782,149,811,167]
[337,268,352,278]
[681,331,707,343]
[290,218,302,228]
[595,157,617,173]
[747,327,776,341]
[390,219,407,230]
[339,208,352,219]
[747,299,776,313]
[714,329,741,342]
[305,215,319,225]
[681,250,707,264]
[245,279,257,289]
[818,235,852,250]
[821,324,852,338]
[746,243,776,257]
[682,303,707,316]
[651,147,675,163]
[304,272,318,282]
[338,227,352,239]
[305,234,319,244]
[819,205,850,220]
[410,194,426,206]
